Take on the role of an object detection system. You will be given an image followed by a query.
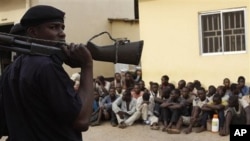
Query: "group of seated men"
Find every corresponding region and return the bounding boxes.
[71,70,250,136]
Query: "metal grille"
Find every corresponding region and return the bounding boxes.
[200,9,245,54]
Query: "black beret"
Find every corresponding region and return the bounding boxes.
[9,23,26,35]
[20,5,65,27]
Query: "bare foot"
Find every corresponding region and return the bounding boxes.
[183,128,192,134]
[118,122,127,129]
[151,125,160,130]
[219,129,229,136]
[162,126,168,132]
[162,127,166,132]
[91,121,100,126]
[167,128,181,134]
[196,127,206,133]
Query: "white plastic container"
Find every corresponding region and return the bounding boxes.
[211,114,219,132]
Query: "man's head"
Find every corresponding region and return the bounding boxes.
[178,79,186,89]
[208,85,216,95]
[170,89,181,100]
[216,85,226,97]
[197,87,206,101]
[138,80,145,90]
[109,86,116,97]
[151,82,159,93]
[212,94,222,105]
[10,23,26,36]
[122,89,132,102]
[133,83,141,94]
[20,5,66,42]
[161,75,169,85]
[223,78,231,88]
[237,76,246,88]
[228,95,239,107]
[142,92,150,102]
[114,73,121,81]
[181,86,190,98]
[21,5,65,28]
[230,83,241,95]
[115,83,123,93]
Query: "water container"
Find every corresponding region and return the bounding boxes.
[211,114,219,132]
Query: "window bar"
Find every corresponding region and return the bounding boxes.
[212,15,214,30]
[233,12,236,29]
[241,35,243,50]
[208,37,210,53]
[206,16,208,31]
[232,13,236,51]
[221,12,224,53]
[240,12,242,28]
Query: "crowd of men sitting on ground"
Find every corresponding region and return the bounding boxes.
[70,68,250,136]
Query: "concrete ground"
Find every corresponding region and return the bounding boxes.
[0,122,230,141]
[82,122,229,141]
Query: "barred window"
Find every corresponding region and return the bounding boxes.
[199,8,246,55]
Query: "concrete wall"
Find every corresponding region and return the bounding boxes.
[34,0,136,78]
[139,0,250,88]
[0,0,27,25]
[0,0,138,78]
[109,19,140,73]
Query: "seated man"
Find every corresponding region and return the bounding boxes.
[220,95,250,136]
[90,89,102,126]
[131,83,144,99]
[100,86,120,126]
[136,92,160,130]
[95,75,111,98]
[112,89,139,129]
[183,87,209,134]
[166,86,196,134]
[196,92,227,133]
[154,84,174,118]
[160,89,185,131]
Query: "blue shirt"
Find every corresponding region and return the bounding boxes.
[241,86,249,96]
[101,94,120,110]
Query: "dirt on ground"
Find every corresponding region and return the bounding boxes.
[82,122,229,141]
[0,122,230,141]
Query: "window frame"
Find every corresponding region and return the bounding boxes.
[198,7,247,56]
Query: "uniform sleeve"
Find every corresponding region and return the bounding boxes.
[39,60,81,125]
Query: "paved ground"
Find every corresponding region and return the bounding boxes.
[83,122,229,141]
[0,122,230,141]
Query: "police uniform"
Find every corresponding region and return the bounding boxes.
[1,5,83,141]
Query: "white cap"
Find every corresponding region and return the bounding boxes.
[135,66,141,70]
[120,68,128,73]
[70,73,80,82]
